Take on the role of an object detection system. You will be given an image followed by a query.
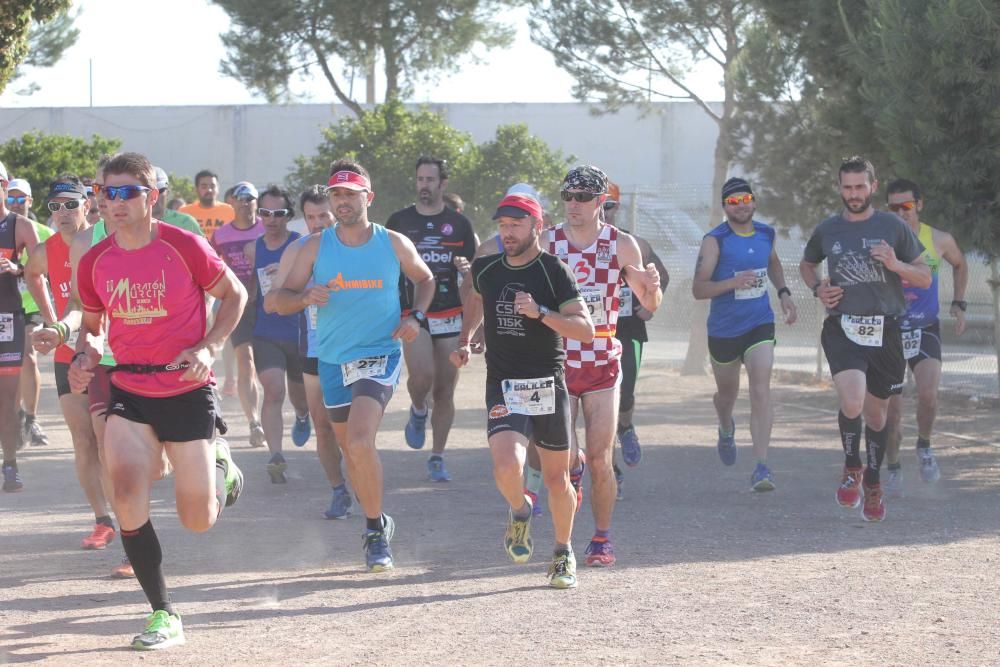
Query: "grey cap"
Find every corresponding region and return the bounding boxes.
[154,166,169,190]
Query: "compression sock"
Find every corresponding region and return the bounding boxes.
[838,411,863,469]
[916,436,931,450]
[864,425,888,486]
[120,520,174,615]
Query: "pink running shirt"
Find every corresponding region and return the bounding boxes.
[211,220,263,288]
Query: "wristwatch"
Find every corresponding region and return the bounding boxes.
[411,310,428,328]
[538,305,550,321]
[951,300,968,312]
[811,283,821,298]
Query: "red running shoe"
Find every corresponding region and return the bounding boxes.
[836,466,863,509]
[862,481,886,522]
[81,524,115,550]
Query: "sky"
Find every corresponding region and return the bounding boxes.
[0,0,723,108]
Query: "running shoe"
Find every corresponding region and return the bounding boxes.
[584,537,616,568]
[363,514,395,572]
[750,463,776,492]
[249,421,266,448]
[524,489,543,517]
[836,466,864,508]
[427,455,451,482]
[215,437,244,506]
[27,419,49,447]
[885,466,903,498]
[619,424,642,467]
[404,406,427,449]
[918,448,941,483]
[2,464,22,493]
[717,419,736,466]
[324,486,353,519]
[112,557,135,579]
[81,524,116,550]
[504,499,534,564]
[131,610,185,651]
[862,481,886,522]
[548,550,578,589]
[569,451,586,513]
[266,452,287,485]
[291,414,311,447]
[613,462,624,501]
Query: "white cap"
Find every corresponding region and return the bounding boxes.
[506,182,541,201]
[153,166,169,190]
[7,178,31,196]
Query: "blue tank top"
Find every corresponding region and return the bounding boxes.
[902,223,940,330]
[314,224,401,364]
[706,220,776,337]
[253,232,301,342]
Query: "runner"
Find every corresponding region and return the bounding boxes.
[244,184,309,483]
[548,165,662,567]
[692,178,797,490]
[451,193,593,588]
[883,178,968,495]
[271,159,434,571]
[387,157,478,482]
[799,156,930,522]
[211,182,265,446]
[0,162,41,492]
[24,175,116,548]
[69,152,246,650]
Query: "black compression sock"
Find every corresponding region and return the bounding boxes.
[96,515,114,529]
[838,411,863,468]
[366,515,384,532]
[120,520,174,615]
[864,426,888,486]
[916,436,931,449]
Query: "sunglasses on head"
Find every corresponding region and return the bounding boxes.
[104,185,150,201]
[724,194,754,206]
[6,195,27,205]
[888,201,917,212]
[560,190,602,203]
[235,194,256,203]
[47,199,84,212]
[259,207,291,218]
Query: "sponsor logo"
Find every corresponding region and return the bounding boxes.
[748,247,755,254]
[496,282,526,336]
[441,223,453,236]
[420,250,453,264]
[889,383,904,391]
[489,404,510,419]
[832,241,843,254]
[573,260,592,283]
[0,352,21,362]
[327,273,384,291]
[106,271,168,325]
[862,238,885,249]
[596,240,612,264]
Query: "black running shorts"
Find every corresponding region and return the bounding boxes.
[107,383,227,442]
[485,375,571,451]
[904,320,942,371]
[821,315,905,400]
[708,322,776,365]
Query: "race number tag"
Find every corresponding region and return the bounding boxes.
[17,276,26,295]
[581,286,606,325]
[307,304,318,331]
[0,313,12,342]
[618,286,633,317]
[501,376,556,416]
[735,268,768,300]
[901,328,922,360]
[257,268,274,295]
[341,355,388,386]
[841,314,884,347]
[429,313,462,336]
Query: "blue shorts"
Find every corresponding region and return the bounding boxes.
[319,350,402,410]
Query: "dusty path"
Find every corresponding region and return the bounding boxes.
[2,350,999,665]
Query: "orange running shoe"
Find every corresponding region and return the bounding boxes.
[862,481,886,522]
[81,524,116,550]
[112,557,135,578]
[836,466,863,508]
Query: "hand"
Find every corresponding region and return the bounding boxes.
[392,315,422,343]
[732,270,759,291]
[68,345,101,394]
[870,241,900,272]
[32,326,61,355]
[450,344,470,368]
[816,278,844,308]
[634,303,654,321]
[0,257,19,275]
[625,263,660,298]
[301,285,330,306]
[950,305,967,336]
[173,346,214,383]
[470,325,486,354]
[513,292,541,319]
[453,256,471,276]
[780,293,798,325]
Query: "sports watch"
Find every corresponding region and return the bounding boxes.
[951,300,968,312]
[538,305,550,321]
[411,310,428,329]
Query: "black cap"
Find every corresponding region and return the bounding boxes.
[47,180,88,200]
[721,177,753,203]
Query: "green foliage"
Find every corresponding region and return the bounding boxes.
[288,100,571,236]
[0,1,73,94]
[12,6,79,94]
[167,174,197,206]
[0,131,122,224]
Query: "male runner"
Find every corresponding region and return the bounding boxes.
[211,182,265,446]
[0,162,41,491]
[272,159,434,571]
[387,157,478,482]
[70,152,246,650]
[800,156,930,522]
[883,178,968,494]
[548,165,662,567]
[452,193,593,588]
[692,178,797,490]
[244,184,309,483]
[24,176,116,548]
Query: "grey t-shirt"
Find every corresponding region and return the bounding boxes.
[803,210,924,316]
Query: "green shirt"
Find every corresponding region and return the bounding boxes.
[90,220,116,367]
[161,209,204,236]
[20,221,54,314]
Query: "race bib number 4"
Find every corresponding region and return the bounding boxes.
[842,314,884,347]
[429,313,462,336]
[735,268,768,300]
[501,376,556,416]
[0,313,12,342]
[341,355,388,386]
[618,286,633,318]
[581,286,607,326]
[902,328,922,360]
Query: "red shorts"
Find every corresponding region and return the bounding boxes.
[565,358,621,398]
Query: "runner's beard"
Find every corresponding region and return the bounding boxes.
[842,194,872,214]
[504,229,538,258]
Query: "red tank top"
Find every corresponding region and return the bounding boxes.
[45,232,76,363]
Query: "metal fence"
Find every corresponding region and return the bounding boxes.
[618,185,1000,399]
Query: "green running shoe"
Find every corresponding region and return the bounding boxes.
[215,437,244,507]
[504,497,533,564]
[548,550,578,589]
[131,610,184,650]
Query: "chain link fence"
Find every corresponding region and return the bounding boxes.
[617,185,1000,399]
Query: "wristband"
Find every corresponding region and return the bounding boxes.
[71,351,89,364]
[777,287,791,299]
[811,282,821,297]
[55,321,70,345]
[951,300,968,312]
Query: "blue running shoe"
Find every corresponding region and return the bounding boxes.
[717,419,737,466]
[404,407,427,449]
[363,514,395,572]
[324,486,353,519]
[291,414,311,447]
[2,463,23,493]
[427,455,451,482]
[619,425,642,467]
[750,462,775,492]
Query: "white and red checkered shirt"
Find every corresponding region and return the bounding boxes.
[548,223,622,367]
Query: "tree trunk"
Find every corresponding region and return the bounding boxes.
[991,257,1000,396]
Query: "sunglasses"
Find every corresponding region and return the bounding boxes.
[888,201,917,212]
[235,194,256,203]
[6,195,27,205]
[90,183,104,194]
[724,194,754,206]
[47,199,84,212]
[259,207,291,218]
[560,190,602,203]
[104,185,150,201]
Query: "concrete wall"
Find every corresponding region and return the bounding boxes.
[0,102,720,191]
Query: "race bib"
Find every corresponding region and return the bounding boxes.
[257,268,274,295]
[735,268,768,300]
[429,313,462,336]
[581,286,607,326]
[341,355,388,386]
[501,376,556,416]
[619,286,633,317]
[902,328,922,360]
[17,276,26,295]
[307,304,318,331]
[0,313,12,342]
[842,314,884,347]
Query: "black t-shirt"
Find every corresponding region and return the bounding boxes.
[0,213,22,312]
[472,250,581,382]
[614,228,647,342]
[386,205,476,314]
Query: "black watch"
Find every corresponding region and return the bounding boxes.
[811,283,821,298]
[411,310,428,329]
[777,287,791,299]
[951,300,968,312]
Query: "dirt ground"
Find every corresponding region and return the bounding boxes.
[2,349,999,665]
